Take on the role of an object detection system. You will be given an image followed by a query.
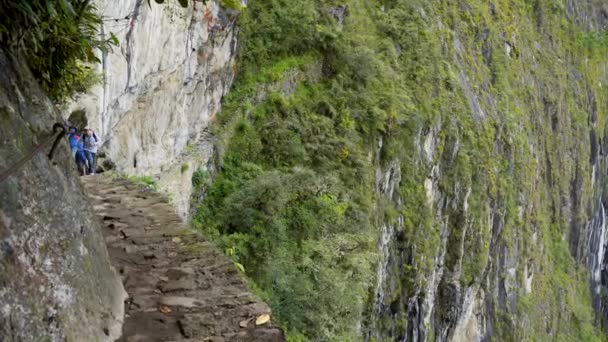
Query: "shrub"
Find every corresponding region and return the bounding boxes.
[0,0,118,101]
[0,0,201,101]
[180,163,189,174]
[126,174,158,191]
[192,168,209,190]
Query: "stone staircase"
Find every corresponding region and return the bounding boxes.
[82,175,284,342]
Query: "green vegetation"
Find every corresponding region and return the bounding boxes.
[0,0,211,101]
[193,0,608,340]
[104,171,159,190]
[193,1,388,339]
[126,174,158,191]
[192,168,209,190]
[0,0,117,101]
[219,0,243,10]
[180,163,190,174]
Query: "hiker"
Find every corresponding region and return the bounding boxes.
[75,139,87,176]
[67,126,80,158]
[82,127,98,175]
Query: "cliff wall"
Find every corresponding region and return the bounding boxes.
[71,0,238,218]
[0,51,126,342]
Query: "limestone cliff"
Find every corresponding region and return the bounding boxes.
[70,0,238,218]
[0,51,126,341]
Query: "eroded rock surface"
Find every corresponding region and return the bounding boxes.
[70,0,238,218]
[0,51,126,342]
[82,175,284,341]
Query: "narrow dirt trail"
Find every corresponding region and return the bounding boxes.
[82,175,284,342]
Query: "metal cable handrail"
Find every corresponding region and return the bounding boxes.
[0,123,66,184]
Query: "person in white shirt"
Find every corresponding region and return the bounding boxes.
[82,127,99,175]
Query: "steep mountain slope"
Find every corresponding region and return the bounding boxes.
[193,0,608,340]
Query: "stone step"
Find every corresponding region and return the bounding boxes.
[83,175,284,342]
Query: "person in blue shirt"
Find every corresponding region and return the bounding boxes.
[75,138,87,176]
[67,126,80,158]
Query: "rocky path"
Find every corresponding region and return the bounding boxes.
[82,175,284,342]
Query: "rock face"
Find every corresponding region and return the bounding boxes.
[0,51,126,341]
[70,0,238,218]
[566,0,608,30]
[366,2,608,341]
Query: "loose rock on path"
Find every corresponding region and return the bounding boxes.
[83,175,284,342]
